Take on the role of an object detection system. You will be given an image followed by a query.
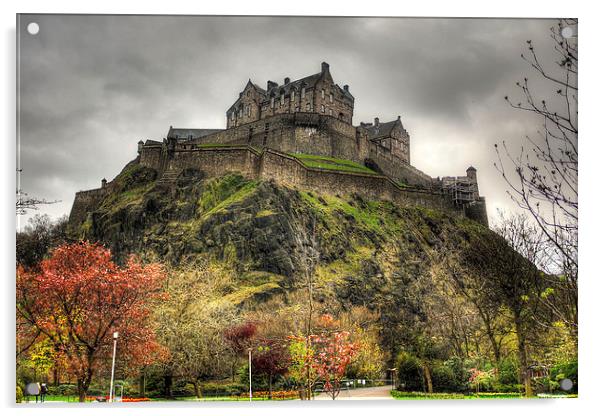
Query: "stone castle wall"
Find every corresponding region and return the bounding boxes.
[72,145,487,227]
[141,145,465,217]
[367,142,433,188]
[69,187,109,227]
[143,113,431,188]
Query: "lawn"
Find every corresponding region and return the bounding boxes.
[289,153,378,175]
[390,391,577,400]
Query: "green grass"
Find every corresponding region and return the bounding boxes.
[299,191,403,236]
[197,174,258,218]
[290,153,378,175]
[222,273,284,305]
[255,209,275,218]
[390,391,576,400]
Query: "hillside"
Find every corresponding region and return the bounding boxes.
[69,161,502,357]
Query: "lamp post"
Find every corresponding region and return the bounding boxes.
[109,331,119,403]
[388,368,397,390]
[248,347,252,402]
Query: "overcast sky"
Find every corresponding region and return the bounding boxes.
[17,15,568,228]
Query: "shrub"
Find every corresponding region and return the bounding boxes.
[47,384,78,397]
[199,382,245,396]
[432,358,469,392]
[551,359,578,392]
[396,352,424,391]
[497,357,519,385]
[16,386,23,403]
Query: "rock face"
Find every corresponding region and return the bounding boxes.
[73,163,469,272]
[70,161,503,355]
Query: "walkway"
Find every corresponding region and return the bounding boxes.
[314,385,394,400]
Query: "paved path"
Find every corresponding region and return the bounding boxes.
[315,385,394,400]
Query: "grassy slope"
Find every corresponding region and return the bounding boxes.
[290,153,378,175]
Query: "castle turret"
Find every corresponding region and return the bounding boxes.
[466,166,477,180]
[101,178,107,188]
[137,140,144,154]
[466,166,479,198]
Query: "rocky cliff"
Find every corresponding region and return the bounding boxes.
[69,161,505,357]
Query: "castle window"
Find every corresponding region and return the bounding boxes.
[291,90,295,101]
[247,90,251,97]
[306,102,311,111]
[321,105,325,113]
[330,93,333,103]
[321,89,325,99]
[281,93,285,106]
[301,87,306,98]
[270,97,275,109]
[329,108,333,116]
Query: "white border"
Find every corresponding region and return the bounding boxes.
[2,1,600,416]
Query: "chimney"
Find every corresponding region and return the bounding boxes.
[101,178,107,188]
[321,62,330,73]
[267,80,278,90]
[374,117,380,127]
[343,85,349,92]
[284,77,290,84]
[397,115,401,121]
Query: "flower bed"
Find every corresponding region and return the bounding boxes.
[238,390,299,400]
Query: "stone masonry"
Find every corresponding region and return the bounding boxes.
[70,62,488,227]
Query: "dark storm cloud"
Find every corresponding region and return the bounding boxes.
[17,15,563,227]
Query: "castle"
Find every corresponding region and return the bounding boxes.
[69,62,488,227]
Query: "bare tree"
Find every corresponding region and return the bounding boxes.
[496,19,577,332]
[495,210,577,337]
[16,169,59,215]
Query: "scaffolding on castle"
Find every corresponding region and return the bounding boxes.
[441,176,478,205]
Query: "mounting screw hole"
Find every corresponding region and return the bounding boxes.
[27,22,40,35]
[561,26,574,39]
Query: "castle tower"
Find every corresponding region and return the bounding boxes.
[466,166,479,199]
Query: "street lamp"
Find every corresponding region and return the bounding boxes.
[109,331,119,403]
[248,347,252,402]
[388,368,397,390]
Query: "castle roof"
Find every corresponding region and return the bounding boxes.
[252,83,267,95]
[363,119,400,141]
[265,72,323,97]
[167,127,223,140]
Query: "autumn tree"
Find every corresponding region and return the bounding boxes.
[339,307,386,381]
[251,340,290,399]
[224,321,258,384]
[154,261,238,398]
[16,241,166,402]
[310,315,357,400]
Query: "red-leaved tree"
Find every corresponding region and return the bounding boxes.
[252,340,290,399]
[223,322,257,381]
[16,241,167,402]
[311,315,357,400]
